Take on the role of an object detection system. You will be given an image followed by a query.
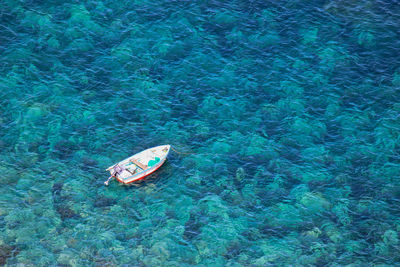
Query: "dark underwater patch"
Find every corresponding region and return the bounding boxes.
[93,197,117,208]
[0,244,20,265]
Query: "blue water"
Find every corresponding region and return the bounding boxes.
[1,0,400,265]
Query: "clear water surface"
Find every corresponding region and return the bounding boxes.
[1,0,400,265]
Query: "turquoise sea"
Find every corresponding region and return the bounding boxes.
[1,0,400,265]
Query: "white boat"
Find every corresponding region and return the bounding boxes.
[105,145,170,185]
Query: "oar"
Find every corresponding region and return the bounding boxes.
[104,175,114,186]
[105,164,119,185]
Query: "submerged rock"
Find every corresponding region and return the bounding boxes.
[323,223,342,243]
[301,27,319,44]
[55,205,80,221]
[265,203,302,229]
[332,203,351,226]
[357,29,376,48]
[383,230,398,246]
[25,106,45,122]
[0,244,19,265]
[150,241,170,261]
[211,11,237,26]
[212,140,231,154]
[0,165,19,185]
[250,30,280,48]
[235,167,245,182]
[183,211,204,240]
[303,227,322,238]
[51,182,80,221]
[245,134,268,156]
[298,192,331,216]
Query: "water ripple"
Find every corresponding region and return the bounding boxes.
[1,0,400,265]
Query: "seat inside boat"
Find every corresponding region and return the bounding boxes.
[129,158,147,170]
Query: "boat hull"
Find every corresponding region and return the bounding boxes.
[106,145,170,185]
[115,157,167,184]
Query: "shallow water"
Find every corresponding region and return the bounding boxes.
[1,0,400,265]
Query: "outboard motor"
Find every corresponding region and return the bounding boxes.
[112,164,125,177]
[105,164,125,186]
